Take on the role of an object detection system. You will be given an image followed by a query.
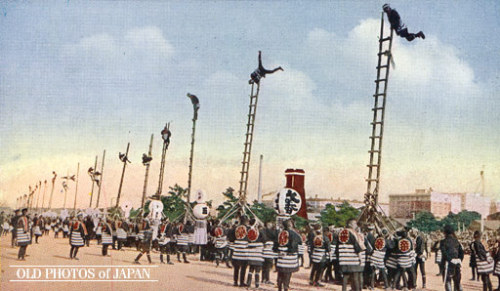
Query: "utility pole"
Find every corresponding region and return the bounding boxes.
[258,155,263,203]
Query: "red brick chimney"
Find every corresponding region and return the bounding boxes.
[285,168,308,219]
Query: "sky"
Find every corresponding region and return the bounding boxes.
[1,1,499,210]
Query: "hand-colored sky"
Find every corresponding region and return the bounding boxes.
[1,1,499,209]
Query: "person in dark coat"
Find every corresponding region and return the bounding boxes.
[383,4,425,42]
[472,230,493,291]
[11,209,20,247]
[274,218,301,291]
[249,51,283,85]
[441,225,464,291]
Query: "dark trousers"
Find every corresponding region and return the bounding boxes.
[396,28,417,41]
[324,261,334,282]
[342,272,362,291]
[443,263,462,291]
[277,271,292,291]
[18,245,28,259]
[102,244,109,256]
[70,246,80,258]
[310,262,324,283]
[415,258,426,286]
[371,267,389,289]
[480,273,492,291]
[232,260,248,286]
[262,258,273,282]
[247,265,262,287]
[394,267,416,289]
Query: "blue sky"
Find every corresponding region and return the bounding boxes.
[1,1,499,208]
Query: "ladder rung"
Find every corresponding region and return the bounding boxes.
[367,164,379,167]
[378,51,390,56]
[380,37,392,42]
[373,93,385,97]
[372,107,384,111]
[369,136,381,139]
[371,121,383,125]
[377,65,389,69]
[374,79,387,83]
[368,150,380,153]
[366,178,379,182]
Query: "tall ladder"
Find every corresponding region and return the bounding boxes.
[238,82,261,203]
[361,12,394,228]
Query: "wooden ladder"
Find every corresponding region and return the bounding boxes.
[238,82,261,203]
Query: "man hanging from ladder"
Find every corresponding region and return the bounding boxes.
[249,51,284,85]
[383,4,425,42]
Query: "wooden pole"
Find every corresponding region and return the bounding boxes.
[187,118,197,203]
[41,180,47,210]
[89,156,98,208]
[63,170,69,208]
[48,172,57,209]
[36,181,42,210]
[116,143,130,208]
[73,163,80,211]
[96,150,106,208]
[141,135,154,208]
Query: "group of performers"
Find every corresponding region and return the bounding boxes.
[4,206,490,291]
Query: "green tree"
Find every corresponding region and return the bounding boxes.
[216,187,238,220]
[407,211,441,233]
[320,201,360,228]
[249,201,277,224]
[292,215,311,230]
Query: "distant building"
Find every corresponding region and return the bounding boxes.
[389,189,494,219]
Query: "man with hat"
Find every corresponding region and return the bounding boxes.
[11,209,20,247]
[16,208,31,260]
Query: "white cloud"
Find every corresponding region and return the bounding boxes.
[124,26,174,60]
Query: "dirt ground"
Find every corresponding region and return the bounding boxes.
[0,234,489,291]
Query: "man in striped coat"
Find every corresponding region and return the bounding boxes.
[473,230,493,291]
[309,226,330,287]
[229,215,250,287]
[16,208,31,260]
[369,228,390,290]
[393,229,416,291]
[69,214,87,260]
[175,221,192,263]
[337,218,365,291]
[274,218,301,291]
[246,219,264,288]
[262,221,277,285]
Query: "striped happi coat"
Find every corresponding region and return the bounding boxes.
[247,240,264,266]
[101,223,113,245]
[370,237,388,269]
[395,237,414,269]
[473,240,494,274]
[337,229,364,273]
[275,229,301,273]
[263,241,276,260]
[16,216,31,246]
[311,235,329,264]
[231,225,249,262]
[70,221,86,247]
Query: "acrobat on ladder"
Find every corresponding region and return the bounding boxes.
[220,51,283,224]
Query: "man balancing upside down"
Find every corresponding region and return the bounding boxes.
[383,4,425,42]
[249,51,283,85]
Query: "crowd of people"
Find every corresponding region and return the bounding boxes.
[2,207,496,291]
